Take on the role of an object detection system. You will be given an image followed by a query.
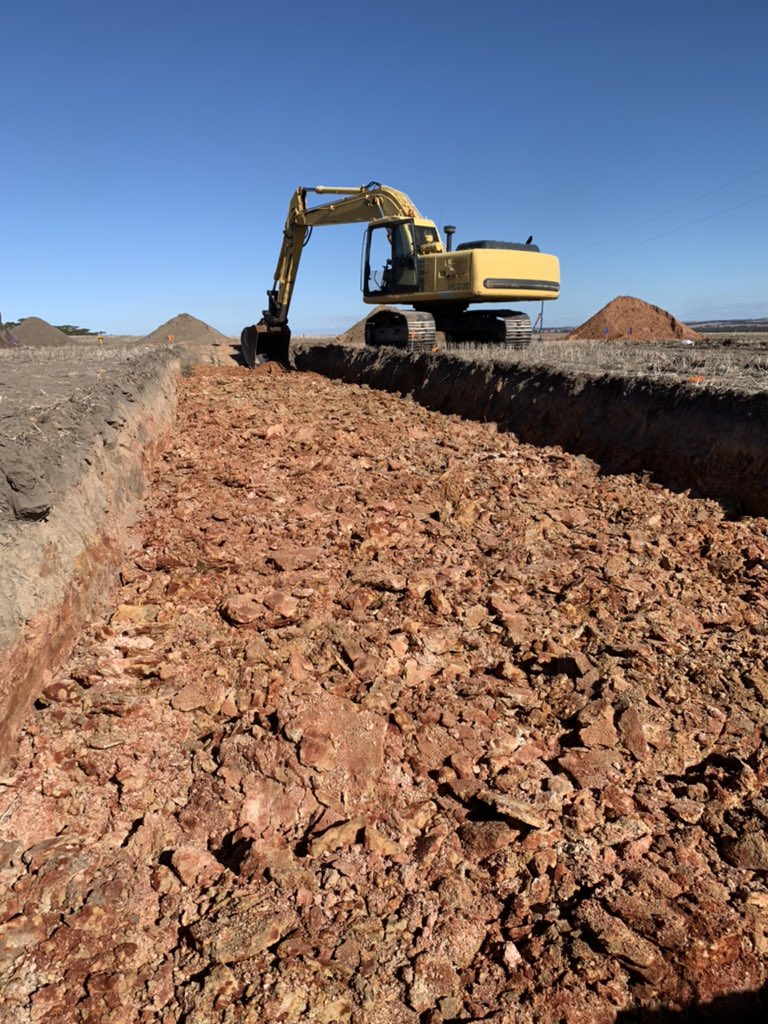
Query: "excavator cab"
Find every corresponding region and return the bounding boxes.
[363,220,421,297]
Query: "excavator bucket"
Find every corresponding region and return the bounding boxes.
[240,321,291,367]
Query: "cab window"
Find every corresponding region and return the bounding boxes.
[364,221,418,295]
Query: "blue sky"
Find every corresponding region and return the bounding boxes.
[2,0,767,335]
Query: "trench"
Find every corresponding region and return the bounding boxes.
[3,341,768,765]
[2,348,768,1022]
[293,343,768,518]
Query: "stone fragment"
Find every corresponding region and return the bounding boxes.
[364,825,404,857]
[595,817,650,847]
[503,940,523,970]
[579,707,619,748]
[220,594,262,625]
[268,546,322,571]
[464,604,487,629]
[354,567,407,592]
[262,590,299,619]
[557,749,616,789]
[458,821,518,859]
[309,818,365,856]
[284,693,387,812]
[171,679,226,713]
[619,706,650,760]
[238,779,308,842]
[190,896,297,964]
[488,594,531,640]
[0,913,49,959]
[578,903,663,976]
[475,790,548,829]
[722,833,768,871]
[171,846,225,887]
[150,864,181,894]
[40,680,81,704]
[111,603,160,627]
[669,798,704,824]
[428,588,452,615]
[408,952,461,1013]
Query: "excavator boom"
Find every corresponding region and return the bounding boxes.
[266,184,429,322]
[243,182,440,364]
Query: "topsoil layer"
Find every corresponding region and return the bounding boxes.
[0,348,175,527]
[1,365,767,1023]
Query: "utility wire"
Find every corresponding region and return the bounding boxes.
[565,164,768,258]
[571,192,768,270]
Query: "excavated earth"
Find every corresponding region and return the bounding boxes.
[2,363,768,1023]
[567,297,701,343]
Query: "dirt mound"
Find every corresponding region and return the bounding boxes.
[568,295,702,342]
[339,305,393,346]
[141,313,230,346]
[7,317,70,347]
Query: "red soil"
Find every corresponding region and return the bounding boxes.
[568,296,702,342]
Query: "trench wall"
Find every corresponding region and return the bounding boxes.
[0,354,179,766]
[293,343,768,518]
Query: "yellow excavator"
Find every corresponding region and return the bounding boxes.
[241,182,560,365]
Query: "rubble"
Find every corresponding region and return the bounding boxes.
[2,364,768,1021]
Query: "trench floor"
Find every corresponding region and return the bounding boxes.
[2,364,768,1023]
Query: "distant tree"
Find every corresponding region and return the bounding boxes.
[54,325,104,336]
[0,319,103,335]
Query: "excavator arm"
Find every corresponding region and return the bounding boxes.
[243,182,433,365]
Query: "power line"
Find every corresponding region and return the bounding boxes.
[571,192,768,270]
[565,164,768,258]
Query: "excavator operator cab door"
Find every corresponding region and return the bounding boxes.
[363,221,419,297]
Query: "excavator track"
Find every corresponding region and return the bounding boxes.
[365,309,436,353]
[500,312,533,347]
[436,309,533,348]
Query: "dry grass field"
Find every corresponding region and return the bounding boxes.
[447,334,768,394]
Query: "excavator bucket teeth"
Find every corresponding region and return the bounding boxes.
[240,323,291,367]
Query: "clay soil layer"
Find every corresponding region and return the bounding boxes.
[2,366,768,1022]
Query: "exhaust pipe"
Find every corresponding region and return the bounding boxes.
[444,225,456,252]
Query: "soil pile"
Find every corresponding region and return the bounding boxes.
[339,305,393,346]
[568,295,702,341]
[3,366,768,1022]
[6,317,70,347]
[141,313,230,346]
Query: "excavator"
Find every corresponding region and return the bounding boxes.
[241,182,560,366]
